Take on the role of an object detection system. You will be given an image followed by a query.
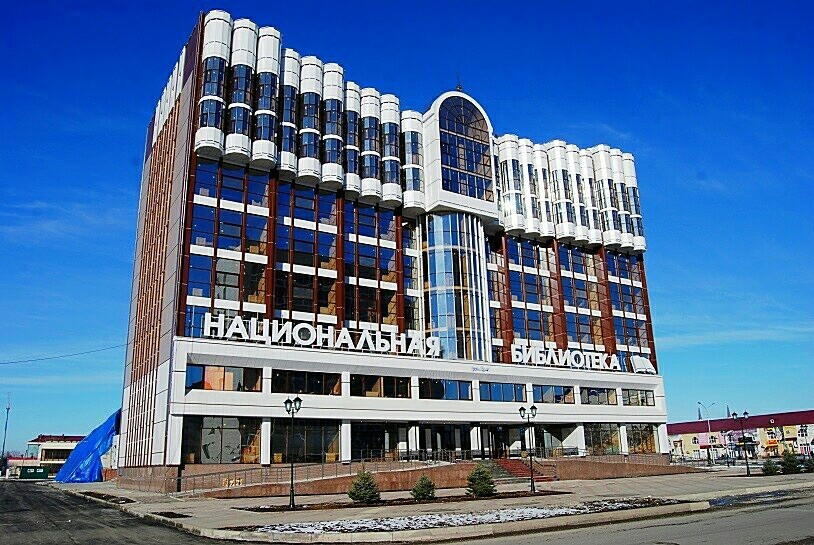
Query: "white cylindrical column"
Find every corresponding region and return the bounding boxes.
[580,149,603,246]
[590,145,621,248]
[519,138,541,238]
[566,144,589,244]
[380,94,402,208]
[623,152,646,252]
[343,82,362,199]
[194,10,233,159]
[278,49,301,182]
[320,63,345,189]
[251,26,281,170]
[359,88,382,203]
[533,144,555,239]
[545,140,575,241]
[401,110,425,216]
[296,56,323,185]
[610,148,634,250]
[496,134,526,235]
[224,19,258,165]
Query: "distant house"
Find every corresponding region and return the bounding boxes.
[26,434,85,475]
[667,410,813,460]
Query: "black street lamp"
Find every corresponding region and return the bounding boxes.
[726,432,735,467]
[519,405,538,493]
[284,396,302,509]
[731,411,751,477]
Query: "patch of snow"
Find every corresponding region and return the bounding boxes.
[255,499,673,534]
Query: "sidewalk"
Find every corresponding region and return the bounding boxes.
[52,468,814,542]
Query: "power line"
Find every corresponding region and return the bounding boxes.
[0,344,127,365]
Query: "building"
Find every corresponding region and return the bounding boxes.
[3,455,39,478]
[25,434,84,475]
[667,410,814,460]
[118,9,668,484]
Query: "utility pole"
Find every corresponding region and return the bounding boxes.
[698,401,717,465]
[1,394,10,476]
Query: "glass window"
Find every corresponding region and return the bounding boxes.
[256,72,277,111]
[217,209,242,251]
[214,258,240,300]
[584,423,621,455]
[419,379,472,400]
[299,92,320,130]
[201,57,226,98]
[245,214,267,254]
[438,96,493,201]
[479,382,525,402]
[581,387,618,405]
[247,170,269,207]
[181,416,260,464]
[626,423,658,454]
[187,254,212,297]
[185,365,261,392]
[194,159,218,197]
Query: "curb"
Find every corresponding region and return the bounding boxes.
[180,501,711,543]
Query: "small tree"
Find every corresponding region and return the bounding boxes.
[348,468,381,503]
[762,459,780,475]
[410,474,436,502]
[466,463,496,498]
[804,457,814,473]
[780,451,801,474]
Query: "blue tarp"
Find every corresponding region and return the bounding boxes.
[55,409,120,483]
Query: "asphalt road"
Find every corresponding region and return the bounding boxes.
[0,481,241,545]
[480,495,814,545]
[1,480,812,545]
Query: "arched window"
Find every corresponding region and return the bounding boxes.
[438,96,493,201]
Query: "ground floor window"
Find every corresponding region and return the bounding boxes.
[584,423,621,455]
[270,418,340,464]
[533,424,578,456]
[626,423,658,453]
[181,416,261,464]
[351,422,404,459]
[419,423,472,452]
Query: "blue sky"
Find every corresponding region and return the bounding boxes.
[1,1,812,452]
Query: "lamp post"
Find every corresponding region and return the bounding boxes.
[697,401,716,465]
[519,405,538,493]
[726,432,735,467]
[284,396,302,509]
[731,411,751,477]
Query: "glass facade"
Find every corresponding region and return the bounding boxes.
[423,213,490,360]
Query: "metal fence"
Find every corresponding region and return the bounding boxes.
[167,447,669,496]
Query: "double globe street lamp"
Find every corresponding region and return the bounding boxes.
[519,405,538,493]
[731,411,751,477]
[284,396,302,509]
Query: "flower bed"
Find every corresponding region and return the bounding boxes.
[226,498,679,534]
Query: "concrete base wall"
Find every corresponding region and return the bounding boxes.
[117,466,181,493]
[546,459,702,480]
[203,463,478,498]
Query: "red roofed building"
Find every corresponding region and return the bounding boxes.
[667,410,813,461]
[25,434,86,475]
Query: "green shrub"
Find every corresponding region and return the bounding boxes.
[804,457,814,473]
[410,474,437,502]
[466,463,496,498]
[780,451,802,474]
[348,468,381,503]
[762,459,780,475]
